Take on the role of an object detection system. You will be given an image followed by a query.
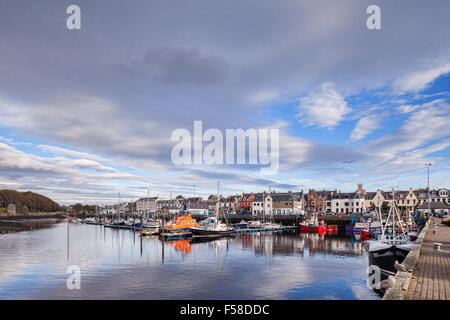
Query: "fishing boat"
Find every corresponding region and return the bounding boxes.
[124,217,141,228]
[360,225,374,240]
[353,222,369,234]
[299,214,326,233]
[248,220,272,229]
[235,220,249,229]
[142,219,161,228]
[326,225,338,233]
[368,190,414,275]
[85,217,97,225]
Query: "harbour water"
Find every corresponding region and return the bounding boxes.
[0,223,379,299]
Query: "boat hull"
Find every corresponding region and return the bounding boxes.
[360,231,373,240]
[368,242,413,280]
[190,227,235,236]
[300,225,326,233]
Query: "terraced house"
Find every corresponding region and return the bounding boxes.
[306,189,328,212]
[251,192,272,216]
[271,191,305,215]
[239,193,254,213]
[329,191,366,213]
[156,198,185,214]
[135,197,159,213]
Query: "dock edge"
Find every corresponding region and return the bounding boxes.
[382,220,431,300]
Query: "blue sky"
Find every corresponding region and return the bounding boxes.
[0,1,449,204]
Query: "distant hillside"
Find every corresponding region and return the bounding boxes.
[0,190,60,214]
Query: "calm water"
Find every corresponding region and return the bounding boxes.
[0,223,379,299]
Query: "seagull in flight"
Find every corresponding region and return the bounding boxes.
[343,160,356,164]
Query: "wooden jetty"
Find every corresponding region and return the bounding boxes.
[383,218,450,300]
[405,219,450,300]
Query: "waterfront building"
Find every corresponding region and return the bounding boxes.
[185,201,209,214]
[417,201,450,215]
[430,188,450,204]
[271,191,305,215]
[223,195,241,212]
[156,199,184,214]
[329,191,365,213]
[414,189,429,206]
[364,190,386,209]
[394,188,418,212]
[306,189,328,212]
[239,193,254,213]
[251,192,273,216]
[135,197,159,213]
[414,188,449,206]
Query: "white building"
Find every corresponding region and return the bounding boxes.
[329,192,366,214]
[252,193,273,216]
[135,197,159,213]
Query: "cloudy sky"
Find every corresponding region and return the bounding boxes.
[0,0,449,204]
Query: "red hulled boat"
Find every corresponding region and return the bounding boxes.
[326,225,338,233]
[300,214,326,233]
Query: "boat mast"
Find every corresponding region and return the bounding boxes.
[216,181,220,223]
[377,197,384,237]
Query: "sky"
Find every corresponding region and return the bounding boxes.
[0,0,449,204]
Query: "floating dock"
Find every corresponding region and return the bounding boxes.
[104,224,140,230]
[234,226,298,234]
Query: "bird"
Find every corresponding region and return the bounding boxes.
[380,275,396,289]
[394,260,408,272]
[343,160,355,164]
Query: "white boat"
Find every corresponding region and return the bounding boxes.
[190,181,234,236]
[142,220,161,228]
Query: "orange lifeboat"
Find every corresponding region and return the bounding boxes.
[165,215,200,231]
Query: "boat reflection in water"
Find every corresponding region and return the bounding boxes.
[236,231,368,257]
[0,223,379,299]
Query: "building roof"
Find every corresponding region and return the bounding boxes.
[418,201,449,210]
[136,197,159,201]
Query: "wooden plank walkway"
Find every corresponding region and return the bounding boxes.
[406,219,450,300]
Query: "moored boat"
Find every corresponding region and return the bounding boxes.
[162,214,200,233]
[299,214,326,233]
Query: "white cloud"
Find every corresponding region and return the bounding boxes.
[393,63,450,94]
[37,145,109,163]
[363,99,450,172]
[349,114,385,142]
[296,83,351,129]
[395,99,445,114]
